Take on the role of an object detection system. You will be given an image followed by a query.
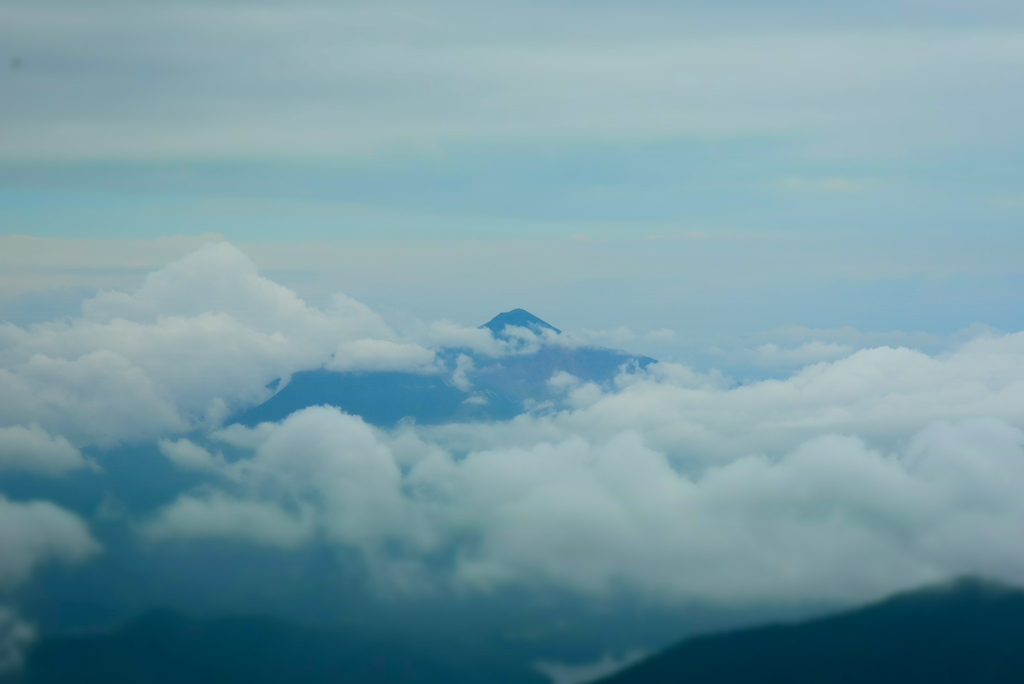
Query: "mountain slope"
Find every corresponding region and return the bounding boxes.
[235,370,473,427]
[483,309,561,337]
[234,310,653,427]
[600,578,1024,684]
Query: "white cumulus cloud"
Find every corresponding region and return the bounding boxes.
[0,424,92,475]
[145,390,1024,606]
[157,438,226,473]
[0,496,100,590]
[327,339,437,373]
[0,242,437,447]
[143,493,315,550]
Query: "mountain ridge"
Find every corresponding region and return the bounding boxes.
[482,309,561,337]
[233,310,652,427]
[599,577,1024,684]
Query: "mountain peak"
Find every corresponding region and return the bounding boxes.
[482,309,561,337]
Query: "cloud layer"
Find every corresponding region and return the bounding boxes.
[0,424,90,475]
[3,1,1024,158]
[0,242,445,447]
[5,242,1024,615]
[144,319,1024,604]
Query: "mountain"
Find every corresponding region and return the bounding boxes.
[14,609,546,684]
[600,577,1024,684]
[483,309,561,337]
[234,310,653,427]
[235,370,475,427]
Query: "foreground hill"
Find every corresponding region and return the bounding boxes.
[14,609,546,684]
[601,578,1024,684]
[8,578,1024,683]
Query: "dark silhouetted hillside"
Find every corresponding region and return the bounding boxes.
[17,609,546,684]
[236,370,473,427]
[601,578,1024,684]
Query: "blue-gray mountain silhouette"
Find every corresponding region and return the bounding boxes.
[482,309,561,337]
[235,310,653,427]
[600,577,1024,684]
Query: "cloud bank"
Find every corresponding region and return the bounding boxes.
[140,303,1024,605]
[0,496,100,591]
[146,407,1024,605]
[0,424,90,475]
[5,242,1024,615]
[4,1,1024,158]
[0,242,444,447]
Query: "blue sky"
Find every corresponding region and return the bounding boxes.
[2,0,1024,368]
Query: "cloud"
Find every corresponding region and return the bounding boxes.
[147,408,413,553]
[535,650,648,684]
[780,177,875,193]
[3,3,1024,158]
[547,371,580,393]
[0,606,35,674]
[209,422,278,450]
[327,339,436,373]
[451,354,475,392]
[753,340,855,366]
[0,460,100,673]
[143,331,1024,603]
[418,320,506,358]
[0,424,92,475]
[143,494,315,549]
[0,495,100,590]
[536,337,1024,464]
[407,431,942,601]
[547,371,604,408]
[158,438,225,473]
[707,324,1003,378]
[78,242,391,345]
[0,350,184,448]
[0,234,226,303]
[9,241,1024,609]
[0,242,435,447]
[645,329,675,342]
[562,327,637,349]
[487,323,638,355]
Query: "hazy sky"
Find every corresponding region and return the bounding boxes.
[2,0,1024,366]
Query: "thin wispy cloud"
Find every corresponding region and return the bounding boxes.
[2,2,1024,158]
